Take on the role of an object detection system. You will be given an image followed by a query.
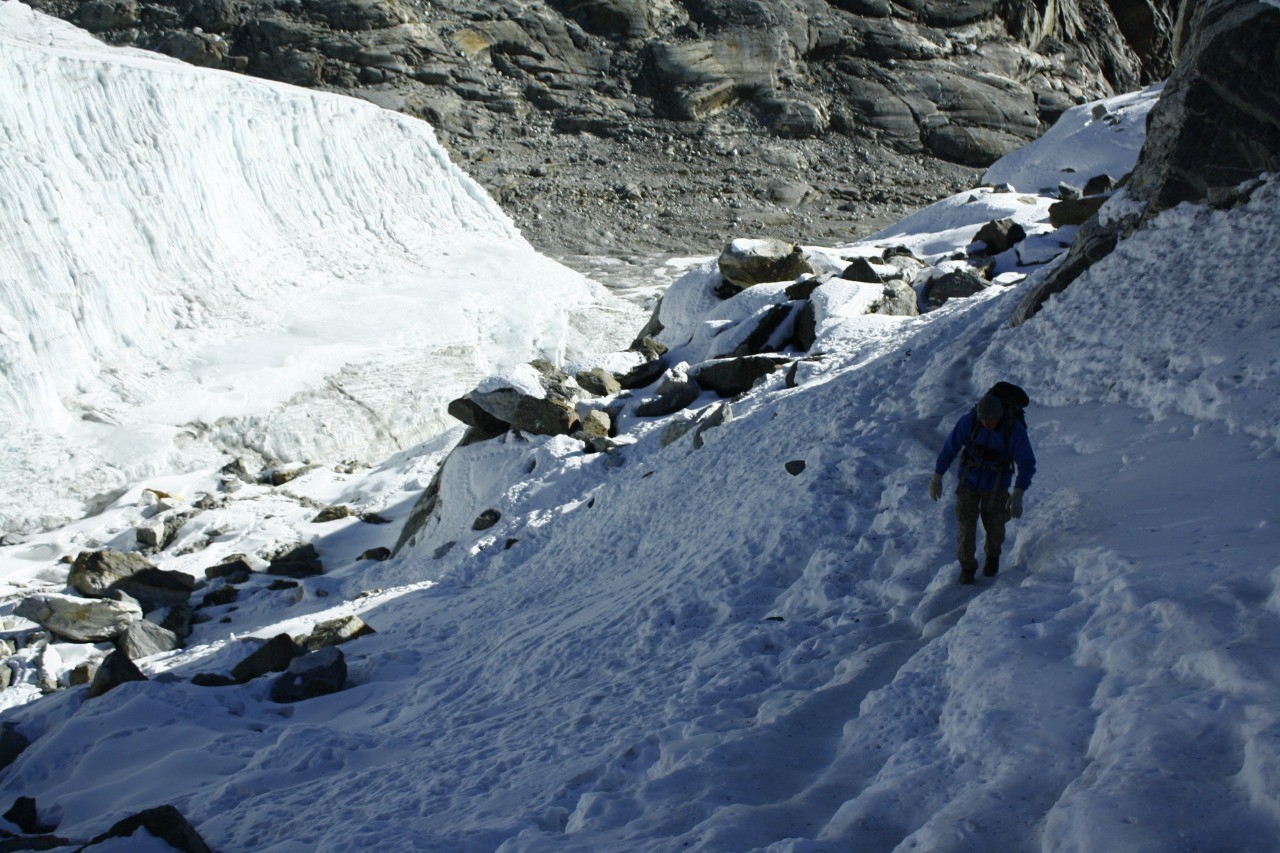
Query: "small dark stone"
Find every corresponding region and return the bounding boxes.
[311,505,353,524]
[1082,173,1116,196]
[784,276,824,299]
[303,616,375,652]
[267,579,299,591]
[472,509,502,531]
[839,256,885,283]
[358,547,392,562]
[616,358,667,390]
[1048,195,1108,227]
[360,512,392,525]
[785,460,807,475]
[200,586,239,608]
[191,673,236,687]
[504,538,519,550]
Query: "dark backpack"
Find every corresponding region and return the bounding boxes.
[985,381,1028,429]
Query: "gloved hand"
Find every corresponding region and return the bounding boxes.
[1008,488,1025,519]
[928,473,943,501]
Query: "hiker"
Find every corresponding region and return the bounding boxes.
[929,386,1036,585]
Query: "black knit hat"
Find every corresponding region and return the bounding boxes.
[977,394,1004,421]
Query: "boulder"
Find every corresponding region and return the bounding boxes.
[868,281,921,317]
[270,646,347,703]
[84,804,212,853]
[921,267,988,310]
[312,505,354,523]
[1083,173,1117,195]
[693,355,790,397]
[616,358,668,390]
[3,796,56,835]
[110,567,198,611]
[204,555,254,582]
[74,0,140,31]
[266,543,324,578]
[358,547,392,562]
[634,365,701,417]
[15,593,141,643]
[68,549,155,598]
[466,360,583,437]
[472,509,502,531]
[87,650,148,699]
[231,634,304,683]
[117,619,183,660]
[446,395,509,439]
[1049,195,1108,227]
[717,239,813,291]
[840,256,886,283]
[972,218,1027,254]
[159,603,194,640]
[575,367,622,397]
[722,303,798,358]
[136,509,194,551]
[303,615,375,652]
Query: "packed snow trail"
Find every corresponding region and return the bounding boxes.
[0,1,640,533]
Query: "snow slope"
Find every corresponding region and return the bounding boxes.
[0,1,641,534]
[2,9,1280,851]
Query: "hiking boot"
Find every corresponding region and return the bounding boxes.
[982,556,999,577]
[958,566,976,585]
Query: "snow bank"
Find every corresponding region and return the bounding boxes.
[0,2,641,533]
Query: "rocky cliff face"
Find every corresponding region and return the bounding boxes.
[32,0,1178,258]
[1012,0,1280,324]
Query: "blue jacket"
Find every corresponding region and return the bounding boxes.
[935,411,1036,493]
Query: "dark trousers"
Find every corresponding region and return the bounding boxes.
[956,484,1009,572]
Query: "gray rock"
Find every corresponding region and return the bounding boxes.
[447,394,510,439]
[616,358,668,390]
[135,508,194,551]
[15,593,141,643]
[972,218,1027,254]
[266,542,324,578]
[159,603,194,640]
[312,505,354,523]
[303,615,376,652]
[693,355,790,398]
[575,368,622,397]
[634,366,701,417]
[205,555,254,582]
[87,650,148,699]
[722,303,798,358]
[270,646,347,703]
[68,549,155,598]
[473,508,502,531]
[868,280,921,318]
[717,239,814,291]
[359,547,392,561]
[921,267,988,310]
[1048,195,1108,227]
[1083,174,1117,196]
[110,568,199,611]
[231,633,304,683]
[785,460,807,476]
[117,619,183,660]
[840,257,886,284]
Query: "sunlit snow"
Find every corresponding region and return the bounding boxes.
[2,4,1279,852]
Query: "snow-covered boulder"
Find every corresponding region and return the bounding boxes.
[270,646,347,703]
[717,238,814,291]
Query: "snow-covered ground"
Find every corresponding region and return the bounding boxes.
[3,5,1280,850]
[0,1,643,535]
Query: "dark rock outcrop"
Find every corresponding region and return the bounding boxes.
[921,267,987,309]
[694,355,790,397]
[1013,0,1280,323]
[0,722,30,772]
[265,543,324,578]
